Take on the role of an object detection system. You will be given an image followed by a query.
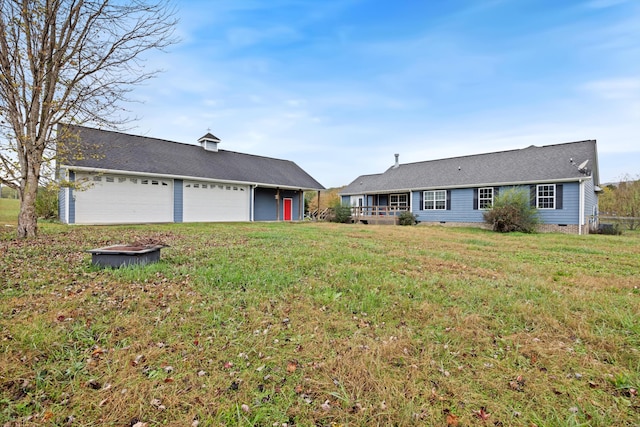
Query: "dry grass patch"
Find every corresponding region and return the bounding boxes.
[1,222,639,426]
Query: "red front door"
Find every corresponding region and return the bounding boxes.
[283,198,293,221]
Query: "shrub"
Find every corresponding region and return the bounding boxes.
[597,223,622,235]
[398,211,418,226]
[483,187,539,233]
[36,185,59,220]
[328,202,352,223]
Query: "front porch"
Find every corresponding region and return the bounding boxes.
[350,205,409,225]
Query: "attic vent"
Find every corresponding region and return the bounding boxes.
[198,132,221,152]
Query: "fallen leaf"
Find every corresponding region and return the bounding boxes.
[287,361,297,373]
[43,411,54,421]
[91,347,105,357]
[241,404,250,413]
[474,407,491,421]
[321,400,331,411]
[131,354,145,366]
[446,413,459,426]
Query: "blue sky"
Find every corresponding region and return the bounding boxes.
[132,0,640,188]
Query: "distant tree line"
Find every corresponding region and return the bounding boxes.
[598,175,640,230]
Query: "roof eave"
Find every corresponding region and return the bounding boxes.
[60,165,324,191]
[341,176,592,195]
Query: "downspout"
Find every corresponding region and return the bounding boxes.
[578,179,585,235]
[276,188,281,221]
[250,185,255,222]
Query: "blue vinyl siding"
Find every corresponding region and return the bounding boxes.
[583,179,598,217]
[58,169,67,224]
[535,182,579,225]
[412,188,484,223]
[68,171,75,224]
[173,179,183,223]
[410,183,582,225]
[254,188,303,221]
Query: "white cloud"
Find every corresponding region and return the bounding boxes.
[585,0,631,9]
[582,77,640,99]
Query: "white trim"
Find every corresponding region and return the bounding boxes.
[60,165,322,191]
[423,190,447,210]
[536,184,556,209]
[341,176,592,196]
[478,187,494,210]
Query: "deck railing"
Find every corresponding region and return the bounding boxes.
[350,205,409,218]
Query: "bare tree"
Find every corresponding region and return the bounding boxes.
[0,0,177,238]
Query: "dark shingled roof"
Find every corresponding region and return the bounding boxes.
[59,125,324,190]
[341,140,598,195]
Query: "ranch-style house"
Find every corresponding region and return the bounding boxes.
[340,140,600,234]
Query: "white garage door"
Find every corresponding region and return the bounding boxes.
[183,181,250,222]
[74,173,173,224]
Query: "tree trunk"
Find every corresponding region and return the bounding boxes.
[17,168,40,239]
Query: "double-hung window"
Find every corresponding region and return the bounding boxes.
[537,184,555,209]
[423,190,446,210]
[478,187,494,210]
[390,194,408,208]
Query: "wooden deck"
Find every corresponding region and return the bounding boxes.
[350,206,407,225]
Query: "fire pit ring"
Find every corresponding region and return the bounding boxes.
[87,244,165,268]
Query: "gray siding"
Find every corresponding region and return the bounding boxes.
[173,179,183,223]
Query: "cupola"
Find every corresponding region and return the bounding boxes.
[198,132,221,152]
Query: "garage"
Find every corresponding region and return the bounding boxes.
[182,181,250,222]
[73,173,174,224]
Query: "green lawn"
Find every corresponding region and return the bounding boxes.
[1,222,638,426]
[0,198,19,225]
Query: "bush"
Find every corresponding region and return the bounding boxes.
[36,185,59,220]
[328,202,352,223]
[483,187,539,233]
[597,223,622,235]
[398,211,418,226]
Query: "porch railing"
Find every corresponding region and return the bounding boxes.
[350,205,409,218]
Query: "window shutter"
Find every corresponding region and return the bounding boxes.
[473,188,478,210]
[419,191,424,210]
[446,190,451,210]
[556,184,563,209]
[494,187,500,197]
[530,185,536,207]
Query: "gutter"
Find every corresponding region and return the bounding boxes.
[60,165,323,192]
[340,176,593,196]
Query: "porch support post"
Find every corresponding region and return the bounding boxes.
[299,191,303,220]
